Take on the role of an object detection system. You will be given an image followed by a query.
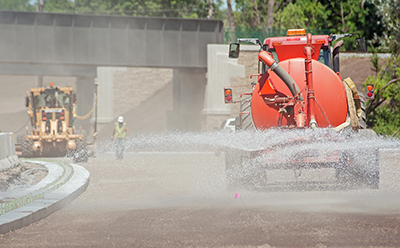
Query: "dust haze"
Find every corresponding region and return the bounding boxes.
[65,129,400,215]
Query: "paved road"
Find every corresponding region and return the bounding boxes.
[1,149,400,247]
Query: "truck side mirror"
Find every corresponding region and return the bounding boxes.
[355,37,367,53]
[228,43,240,58]
[25,96,29,107]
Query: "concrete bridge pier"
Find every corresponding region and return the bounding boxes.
[75,76,96,138]
[167,68,207,131]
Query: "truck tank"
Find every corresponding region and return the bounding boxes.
[251,58,348,129]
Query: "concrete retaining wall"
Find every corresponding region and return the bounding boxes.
[202,44,246,130]
[0,133,19,172]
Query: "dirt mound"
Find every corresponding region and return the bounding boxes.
[340,57,376,82]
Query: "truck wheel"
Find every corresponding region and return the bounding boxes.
[358,95,367,129]
[238,96,256,131]
[21,139,34,158]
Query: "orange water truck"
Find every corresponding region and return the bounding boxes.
[224,29,379,189]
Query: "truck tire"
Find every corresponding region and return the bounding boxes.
[21,139,34,158]
[238,96,256,131]
[358,95,367,129]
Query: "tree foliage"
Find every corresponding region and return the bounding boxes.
[21,0,224,19]
[274,0,328,30]
[44,0,74,13]
[364,0,400,136]
[319,0,383,50]
[365,63,400,136]
[73,0,209,18]
[373,0,400,56]
[0,0,36,11]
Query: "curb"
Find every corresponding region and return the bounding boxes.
[0,162,90,234]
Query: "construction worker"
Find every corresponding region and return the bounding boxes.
[112,116,129,159]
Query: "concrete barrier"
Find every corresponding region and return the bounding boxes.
[0,133,19,172]
[0,162,90,234]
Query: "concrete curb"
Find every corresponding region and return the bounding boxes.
[0,162,90,234]
[0,155,19,172]
[0,133,19,172]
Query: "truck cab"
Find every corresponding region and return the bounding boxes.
[230,29,366,74]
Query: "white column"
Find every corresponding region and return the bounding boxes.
[96,67,126,123]
[203,44,245,115]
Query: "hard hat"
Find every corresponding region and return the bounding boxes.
[118,116,124,123]
[50,82,54,87]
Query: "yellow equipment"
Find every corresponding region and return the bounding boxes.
[21,85,88,162]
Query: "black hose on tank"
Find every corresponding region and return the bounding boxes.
[270,62,303,100]
[258,51,303,100]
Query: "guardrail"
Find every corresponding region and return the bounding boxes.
[0,133,19,172]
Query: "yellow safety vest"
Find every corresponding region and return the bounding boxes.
[114,123,126,139]
[73,104,77,118]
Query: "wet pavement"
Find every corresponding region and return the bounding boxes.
[0,147,399,247]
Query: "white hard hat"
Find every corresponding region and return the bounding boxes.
[118,116,124,122]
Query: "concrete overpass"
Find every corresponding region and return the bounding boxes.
[0,10,225,131]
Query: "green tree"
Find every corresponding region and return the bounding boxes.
[230,0,383,51]
[72,0,223,19]
[374,0,400,57]
[273,0,329,29]
[365,60,400,135]
[233,0,282,28]
[364,0,400,136]
[9,0,223,19]
[320,0,383,50]
[0,0,35,11]
[43,0,74,13]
